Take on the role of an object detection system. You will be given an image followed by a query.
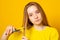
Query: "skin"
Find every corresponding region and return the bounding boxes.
[1,25,15,40]
[27,5,44,29]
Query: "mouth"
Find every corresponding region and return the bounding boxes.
[35,19,40,22]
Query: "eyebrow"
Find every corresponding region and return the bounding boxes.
[36,9,39,12]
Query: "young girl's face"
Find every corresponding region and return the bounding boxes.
[27,5,43,25]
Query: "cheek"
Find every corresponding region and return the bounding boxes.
[29,17,34,23]
[38,13,42,19]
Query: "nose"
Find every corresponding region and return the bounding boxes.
[34,15,38,19]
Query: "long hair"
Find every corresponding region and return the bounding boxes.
[23,2,50,29]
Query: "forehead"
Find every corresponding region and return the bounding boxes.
[27,5,38,13]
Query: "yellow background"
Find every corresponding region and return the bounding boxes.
[0,0,60,39]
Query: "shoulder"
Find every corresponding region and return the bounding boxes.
[8,31,22,40]
[8,27,23,40]
[46,26,59,37]
[9,32,22,40]
[46,26,58,32]
[46,26,59,40]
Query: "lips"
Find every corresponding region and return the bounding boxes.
[35,19,40,22]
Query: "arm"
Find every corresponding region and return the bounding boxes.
[1,25,15,40]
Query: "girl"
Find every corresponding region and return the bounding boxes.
[1,2,59,40]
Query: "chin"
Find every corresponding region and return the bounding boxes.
[34,22,41,25]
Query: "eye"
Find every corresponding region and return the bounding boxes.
[28,13,33,17]
[29,14,32,16]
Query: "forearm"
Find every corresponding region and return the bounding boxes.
[1,34,9,40]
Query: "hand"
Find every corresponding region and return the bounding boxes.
[1,25,15,40]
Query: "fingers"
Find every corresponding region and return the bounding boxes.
[1,25,16,40]
[4,25,15,36]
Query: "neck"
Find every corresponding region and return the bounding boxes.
[34,23,43,27]
[33,24,45,30]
